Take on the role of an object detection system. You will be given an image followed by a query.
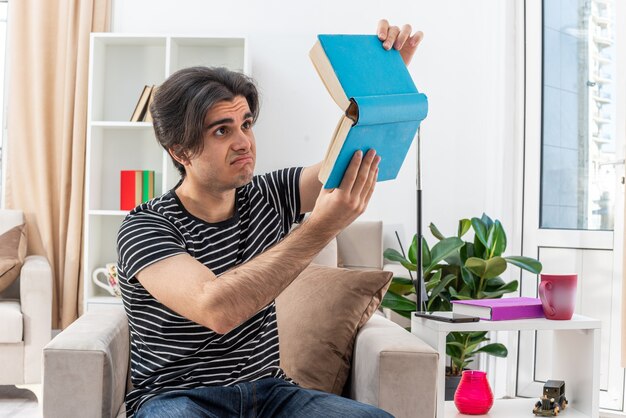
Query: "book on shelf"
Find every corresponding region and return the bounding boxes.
[451,297,545,321]
[130,85,153,122]
[143,85,158,123]
[309,34,429,189]
[120,170,156,210]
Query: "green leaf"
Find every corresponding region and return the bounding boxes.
[446,344,463,358]
[486,224,496,256]
[428,274,456,310]
[384,248,408,264]
[391,277,414,286]
[429,223,446,240]
[460,266,476,290]
[449,287,474,300]
[427,237,464,272]
[446,342,467,349]
[421,237,431,268]
[465,257,487,277]
[471,218,489,247]
[485,277,506,289]
[458,219,471,238]
[483,256,507,279]
[425,270,442,292]
[408,235,418,264]
[481,213,494,230]
[505,256,543,274]
[473,343,508,357]
[401,261,417,271]
[389,282,415,295]
[493,220,507,255]
[381,291,415,312]
[473,234,486,259]
[482,280,518,298]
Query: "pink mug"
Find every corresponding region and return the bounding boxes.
[538,274,577,320]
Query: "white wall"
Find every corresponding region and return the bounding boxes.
[112,0,519,252]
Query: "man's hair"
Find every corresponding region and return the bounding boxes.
[150,66,260,178]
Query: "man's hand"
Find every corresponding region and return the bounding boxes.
[377,19,423,66]
[308,149,379,234]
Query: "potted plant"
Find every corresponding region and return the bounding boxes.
[381,214,542,399]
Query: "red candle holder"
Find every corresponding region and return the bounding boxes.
[453,370,494,415]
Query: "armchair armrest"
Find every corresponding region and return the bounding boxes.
[43,305,129,418]
[20,255,52,383]
[351,314,438,418]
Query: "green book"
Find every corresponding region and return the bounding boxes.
[142,170,155,202]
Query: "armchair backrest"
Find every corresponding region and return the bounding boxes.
[0,209,25,300]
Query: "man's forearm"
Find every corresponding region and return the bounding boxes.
[206,217,335,334]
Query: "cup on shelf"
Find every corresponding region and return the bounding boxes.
[92,262,121,297]
[538,274,577,320]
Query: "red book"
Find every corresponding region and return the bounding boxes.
[120,170,137,210]
[451,297,545,321]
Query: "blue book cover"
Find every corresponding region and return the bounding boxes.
[310,34,429,189]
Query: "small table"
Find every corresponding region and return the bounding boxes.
[411,313,601,418]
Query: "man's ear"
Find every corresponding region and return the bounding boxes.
[169,147,190,167]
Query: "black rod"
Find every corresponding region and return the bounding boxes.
[415,127,424,312]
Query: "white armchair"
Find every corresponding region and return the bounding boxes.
[43,221,439,418]
[0,209,53,385]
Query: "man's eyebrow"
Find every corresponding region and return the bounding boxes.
[205,112,254,130]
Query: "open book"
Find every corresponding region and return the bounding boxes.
[310,34,429,188]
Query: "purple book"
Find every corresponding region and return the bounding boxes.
[451,297,545,321]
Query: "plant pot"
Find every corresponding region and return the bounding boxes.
[445,367,462,401]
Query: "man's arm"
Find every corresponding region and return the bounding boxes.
[299,161,323,214]
[137,150,380,335]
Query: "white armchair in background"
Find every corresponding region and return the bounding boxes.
[0,209,53,385]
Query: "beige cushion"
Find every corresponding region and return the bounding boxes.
[0,224,27,293]
[276,264,392,395]
[0,300,23,343]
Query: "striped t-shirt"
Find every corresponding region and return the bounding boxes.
[116,167,304,417]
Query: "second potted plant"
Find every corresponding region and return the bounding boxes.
[381,214,542,399]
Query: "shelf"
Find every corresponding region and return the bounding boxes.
[84,34,248,314]
[88,210,129,216]
[444,398,589,418]
[412,313,601,333]
[414,314,601,418]
[87,296,123,304]
[91,121,153,128]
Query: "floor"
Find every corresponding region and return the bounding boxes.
[0,385,41,418]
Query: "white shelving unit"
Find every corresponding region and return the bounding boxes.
[411,314,601,418]
[83,34,248,312]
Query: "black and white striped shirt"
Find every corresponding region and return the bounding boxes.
[116,167,304,417]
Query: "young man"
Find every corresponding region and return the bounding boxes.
[117,21,423,418]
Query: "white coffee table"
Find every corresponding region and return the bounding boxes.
[411,313,601,418]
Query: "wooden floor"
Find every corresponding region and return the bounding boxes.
[0,385,40,418]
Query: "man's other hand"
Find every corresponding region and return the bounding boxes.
[377,19,423,66]
[308,149,379,234]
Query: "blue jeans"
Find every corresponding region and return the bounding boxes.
[135,378,394,418]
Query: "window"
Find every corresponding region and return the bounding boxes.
[540,0,617,230]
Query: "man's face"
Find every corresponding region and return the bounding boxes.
[179,95,256,191]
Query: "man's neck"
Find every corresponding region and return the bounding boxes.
[175,179,237,224]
